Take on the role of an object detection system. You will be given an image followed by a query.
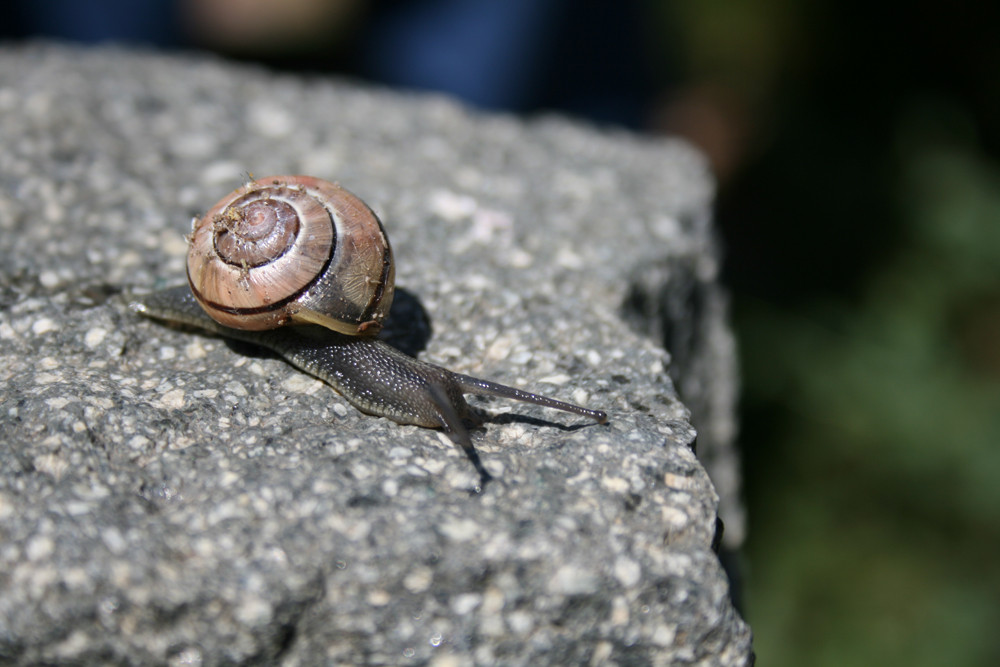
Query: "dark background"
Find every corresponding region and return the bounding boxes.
[5,1,998,664]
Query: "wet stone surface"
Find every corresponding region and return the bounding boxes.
[0,44,752,665]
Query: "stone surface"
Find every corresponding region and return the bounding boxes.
[0,44,751,665]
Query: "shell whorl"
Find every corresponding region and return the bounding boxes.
[213,197,300,267]
[186,175,394,335]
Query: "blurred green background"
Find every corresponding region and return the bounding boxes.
[6,1,999,663]
[673,1,1000,664]
[704,1,1000,664]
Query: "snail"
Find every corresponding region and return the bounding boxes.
[131,175,607,486]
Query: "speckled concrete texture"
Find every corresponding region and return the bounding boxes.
[0,44,752,665]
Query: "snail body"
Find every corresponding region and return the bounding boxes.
[132,176,606,485]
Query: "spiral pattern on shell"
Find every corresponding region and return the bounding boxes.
[186,175,394,334]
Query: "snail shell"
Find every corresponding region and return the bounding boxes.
[186,175,395,335]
